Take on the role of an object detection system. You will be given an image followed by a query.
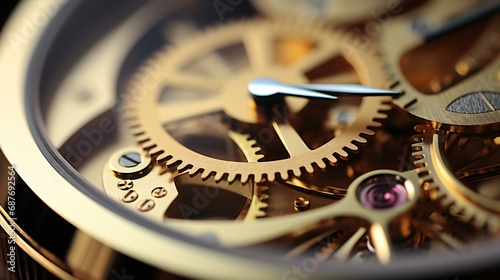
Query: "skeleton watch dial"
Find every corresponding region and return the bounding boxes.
[0,0,499,279]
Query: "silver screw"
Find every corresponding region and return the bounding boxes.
[119,152,141,168]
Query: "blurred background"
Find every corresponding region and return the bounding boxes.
[0,1,19,30]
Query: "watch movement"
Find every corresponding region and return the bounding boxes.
[0,0,499,279]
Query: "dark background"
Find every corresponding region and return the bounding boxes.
[0,0,20,30]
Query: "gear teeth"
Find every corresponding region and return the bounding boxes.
[124,18,390,185]
[462,210,475,222]
[241,174,250,184]
[352,136,367,144]
[188,168,198,176]
[227,173,237,183]
[304,164,314,174]
[254,174,263,183]
[440,196,454,208]
[413,157,426,167]
[374,113,389,120]
[130,126,144,135]
[380,103,393,111]
[255,154,265,161]
[136,135,151,143]
[157,154,173,164]
[413,124,500,233]
[316,159,327,169]
[142,143,157,151]
[361,129,376,136]
[292,168,302,178]
[336,149,349,159]
[424,181,438,191]
[254,185,270,219]
[419,174,433,184]
[267,172,276,182]
[279,170,289,181]
[448,204,461,214]
[344,143,358,151]
[201,169,213,180]
[368,121,383,128]
[325,155,337,165]
[177,162,191,172]
[214,172,225,182]
[148,147,164,157]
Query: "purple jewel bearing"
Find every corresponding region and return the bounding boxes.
[358,176,408,210]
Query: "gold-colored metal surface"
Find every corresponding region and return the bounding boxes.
[414,124,500,231]
[127,19,391,183]
[380,3,500,130]
[101,131,269,222]
[1,0,500,279]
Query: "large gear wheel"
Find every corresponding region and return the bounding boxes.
[413,124,500,232]
[379,5,500,130]
[125,19,391,183]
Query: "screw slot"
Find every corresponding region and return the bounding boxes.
[119,152,142,168]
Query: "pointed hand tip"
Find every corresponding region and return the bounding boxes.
[386,90,401,96]
[325,95,338,100]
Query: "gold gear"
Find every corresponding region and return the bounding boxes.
[380,11,500,130]
[101,131,268,222]
[126,19,391,183]
[413,124,500,232]
[227,131,269,221]
[167,169,424,264]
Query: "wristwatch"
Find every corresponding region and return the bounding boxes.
[1,0,499,279]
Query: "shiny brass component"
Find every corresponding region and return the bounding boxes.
[136,199,156,212]
[120,190,139,203]
[151,187,168,198]
[102,131,268,222]
[293,197,311,211]
[126,19,391,183]
[168,169,421,263]
[430,15,500,94]
[288,178,347,198]
[5,1,498,278]
[108,147,153,179]
[117,180,134,190]
[380,4,500,130]
[413,124,500,231]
